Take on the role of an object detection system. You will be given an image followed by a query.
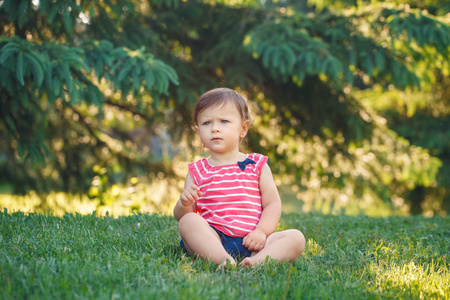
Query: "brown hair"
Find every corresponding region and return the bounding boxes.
[192,88,250,125]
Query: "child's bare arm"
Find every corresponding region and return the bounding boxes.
[173,173,202,221]
[243,163,282,251]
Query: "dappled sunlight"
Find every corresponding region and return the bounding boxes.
[0,176,182,217]
[303,239,325,257]
[251,91,446,217]
[180,259,200,276]
[0,177,440,218]
[368,260,448,298]
[0,194,41,213]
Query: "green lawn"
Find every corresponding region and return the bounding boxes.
[0,209,448,299]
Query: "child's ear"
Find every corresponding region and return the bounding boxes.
[194,125,199,133]
[240,120,251,138]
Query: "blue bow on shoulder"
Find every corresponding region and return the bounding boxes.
[238,158,256,171]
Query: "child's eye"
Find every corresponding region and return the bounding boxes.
[221,120,229,123]
[202,121,210,125]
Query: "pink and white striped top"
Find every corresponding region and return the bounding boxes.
[188,153,268,237]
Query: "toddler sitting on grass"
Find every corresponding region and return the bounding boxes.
[173,88,305,269]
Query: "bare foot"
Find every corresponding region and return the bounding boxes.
[239,257,255,267]
[216,258,237,271]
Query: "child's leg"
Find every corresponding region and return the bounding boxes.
[178,212,236,266]
[240,229,305,266]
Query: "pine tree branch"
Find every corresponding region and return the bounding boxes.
[104,99,153,122]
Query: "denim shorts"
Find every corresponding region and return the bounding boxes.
[180,226,252,259]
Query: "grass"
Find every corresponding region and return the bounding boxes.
[0,209,448,299]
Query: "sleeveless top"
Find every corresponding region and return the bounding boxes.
[188,153,268,237]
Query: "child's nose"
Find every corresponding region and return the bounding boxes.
[212,122,220,132]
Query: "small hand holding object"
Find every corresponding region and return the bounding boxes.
[180,185,202,206]
[242,228,266,252]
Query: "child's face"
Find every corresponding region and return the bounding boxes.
[195,101,250,155]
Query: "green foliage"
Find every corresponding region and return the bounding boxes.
[0,211,449,298]
[243,4,449,88]
[0,36,178,160]
[355,77,450,215]
[0,0,449,215]
[0,1,179,165]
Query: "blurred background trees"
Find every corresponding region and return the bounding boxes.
[0,0,448,216]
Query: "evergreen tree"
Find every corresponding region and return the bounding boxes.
[0,0,448,214]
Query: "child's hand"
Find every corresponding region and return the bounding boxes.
[243,229,266,252]
[180,185,202,206]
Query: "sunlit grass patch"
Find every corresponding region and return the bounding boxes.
[1,182,421,219]
[0,176,180,217]
[303,239,326,256]
[368,260,449,299]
